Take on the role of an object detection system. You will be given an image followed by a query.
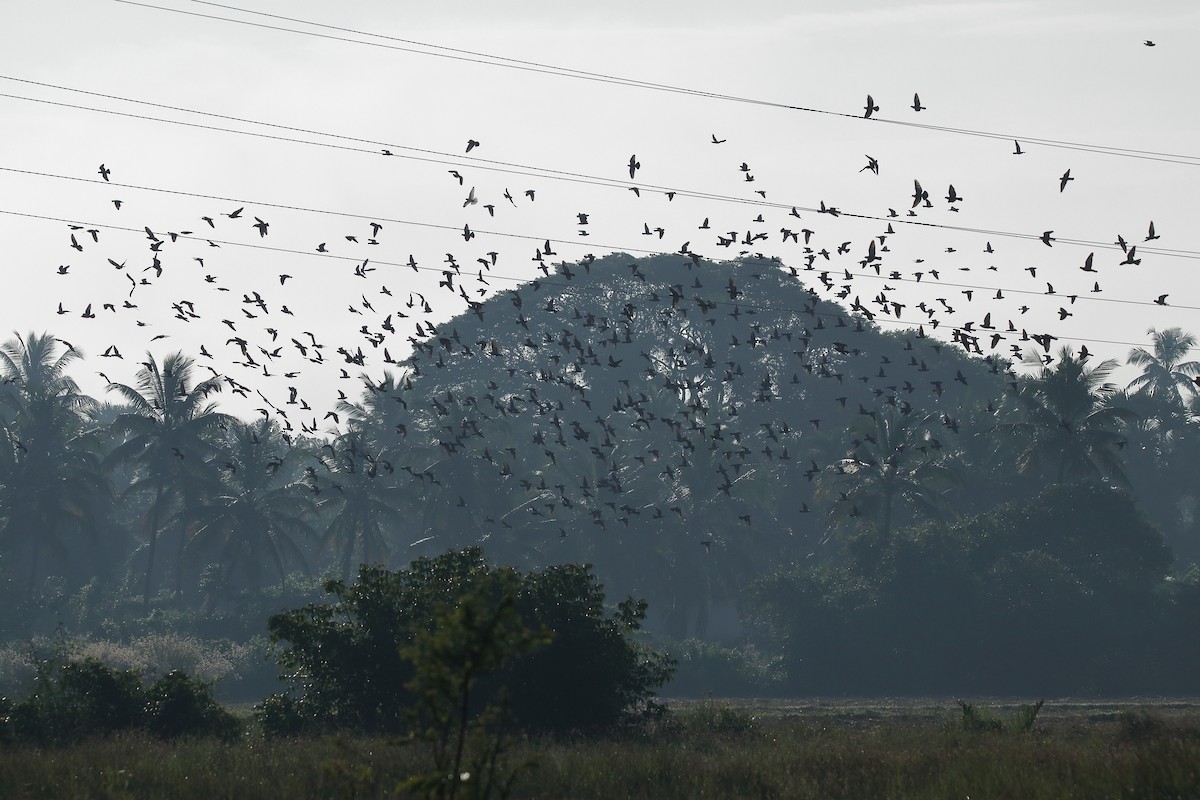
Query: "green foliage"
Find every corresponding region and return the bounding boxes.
[6,656,145,745]
[662,639,783,697]
[144,670,240,741]
[504,564,676,732]
[667,700,756,735]
[749,483,1173,695]
[0,653,239,745]
[399,574,545,799]
[956,699,1042,734]
[260,547,674,737]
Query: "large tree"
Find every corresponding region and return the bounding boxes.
[0,333,109,596]
[1127,327,1200,407]
[816,407,959,567]
[185,417,315,597]
[1012,347,1135,485]
[105,352,233,608]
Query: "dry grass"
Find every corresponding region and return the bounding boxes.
[0,699,1198,799]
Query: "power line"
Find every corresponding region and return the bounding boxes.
[9,166,1200,307]
[5,167,1197,313]
[108,0,1200,168]
[3,86,1196,261]
[2,207,1191,356]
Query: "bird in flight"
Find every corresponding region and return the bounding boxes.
[1144,40,1156,46]
[860,155,879,174]
[911,179,928,208]
[1013,140,1024,155]
[711,134,726,144]
[911,93,925,112]
[863,94,879,118]
[1059,169,1074,192]
[628,154,641,179]
[98,164,111,181]
[465,138,480,153]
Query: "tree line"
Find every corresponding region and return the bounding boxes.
[2,255,1199,692]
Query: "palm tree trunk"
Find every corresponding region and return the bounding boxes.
[143,481,166,610]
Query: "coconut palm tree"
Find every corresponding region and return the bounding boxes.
[1013,347,1136,486]
[184,417,315,596]
[816,407,960,565]
[1127,327,1200,407]
[104,352,233,608]
[318,429,408,580]
[0,333,109,595]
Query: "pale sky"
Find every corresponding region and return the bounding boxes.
[2,0,1197,422]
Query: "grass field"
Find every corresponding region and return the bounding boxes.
[1,698,1199,799]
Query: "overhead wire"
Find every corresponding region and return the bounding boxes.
[2,84,1197,261]
[107,0,1200,167]
[1,205,1189,356]
[4,167,1197,311]
[4,167,1195,313]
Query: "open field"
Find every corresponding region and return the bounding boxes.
[2,698,1200,799]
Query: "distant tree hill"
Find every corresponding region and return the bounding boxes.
[16,251,1200,673]
[352,252,1010,638]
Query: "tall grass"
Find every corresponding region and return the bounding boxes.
[0,704,1197,799]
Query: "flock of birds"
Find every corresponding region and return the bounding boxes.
[27,75,1180,548]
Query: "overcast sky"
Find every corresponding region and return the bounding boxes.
[2,0,1197,422]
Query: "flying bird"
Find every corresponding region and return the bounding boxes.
[628,154,640,179]
[863,94,879,118]
[911,93,925,111]
[98,164,111,181]
[1059,169,1074,191]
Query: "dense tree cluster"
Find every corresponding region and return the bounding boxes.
[2,253,1198,695]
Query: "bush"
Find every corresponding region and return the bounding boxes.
[7,657,145,745]
[661,639,783,697]
[145,670,241,741]
[748,484,1174,696]
[0,656,240,745]
[260,547,674,736]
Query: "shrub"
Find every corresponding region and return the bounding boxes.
[7,657,145,745]
[956,699,1043,734]
[662,639,783,697]
[0,656,240,745]
[145,670,241,741]
[260,547,674,736]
